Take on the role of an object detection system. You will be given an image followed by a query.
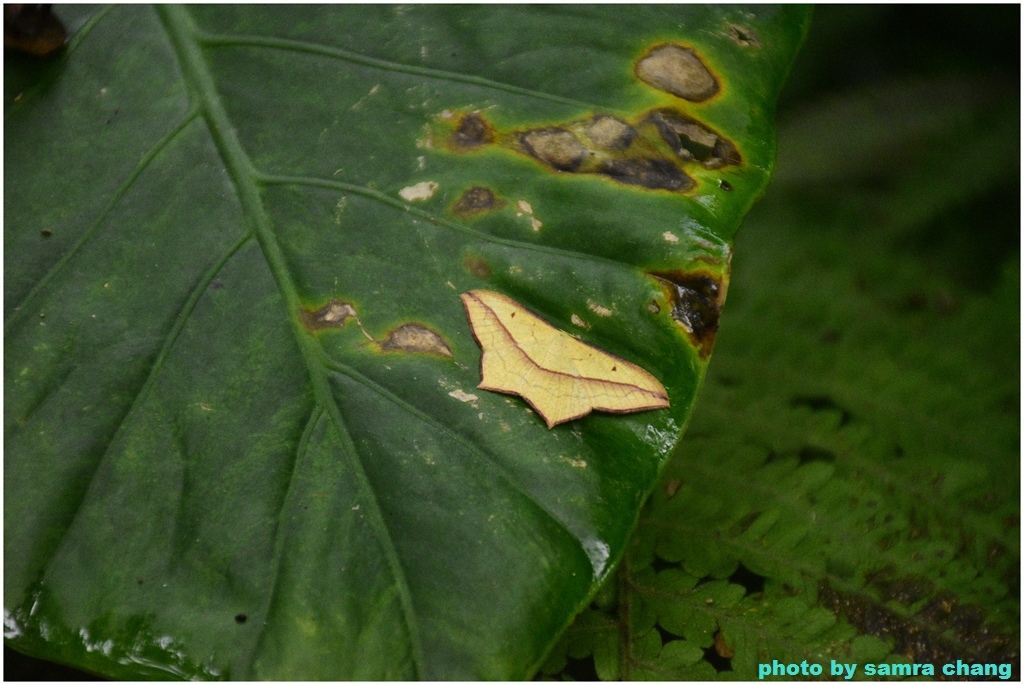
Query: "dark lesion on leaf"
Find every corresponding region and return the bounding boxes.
[647,108,741,169]
[463,254,491,279]
[649,270,726,357]
[450,112,495,150]
[300,299,358,331]
[726,23,761,48]
[380,323,453,358]
[599,157,695,192]
[436,100,741,194]
[512,120,698,192]
[452,186,505,219]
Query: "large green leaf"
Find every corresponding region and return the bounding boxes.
[4,5,809,679]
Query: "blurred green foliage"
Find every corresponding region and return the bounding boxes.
[542,5,1019,680]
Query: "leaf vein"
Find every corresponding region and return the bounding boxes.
[244,407,324,676]
[257,172,640,274]
[36,229,255,599]
[323,358,601,569]
[5,106,202,333]
[198,31,596,109]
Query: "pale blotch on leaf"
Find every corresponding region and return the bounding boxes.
[635,43,719,102]
[584,115,636,150]
[514,199,543,231]
[380,323,453,357]
[448,389,479,404]
[399,181,439,202]
[301,299,358,331]
[460,290,669,429]
[518,128,587,171]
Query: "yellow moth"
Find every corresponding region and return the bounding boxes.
[460,290,669,428]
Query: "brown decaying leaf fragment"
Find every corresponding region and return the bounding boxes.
[460,290,669,429]
[4,4,66,57]
[713,629,735,659]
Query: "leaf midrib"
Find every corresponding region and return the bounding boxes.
[158,5,427,677]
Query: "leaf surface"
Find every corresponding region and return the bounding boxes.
[4,5,809,679]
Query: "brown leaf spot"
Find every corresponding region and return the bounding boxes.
[380,323,453,358]
[647,109,741,169]
[599,157,694,192]
[451,112,494,150]
[519,128,587,171]
[650,270,726,357]
[301,300,358,331]
[585,115,637,150]
[464,255,491,279]
[635,44,719,102]
[452,186,505,219]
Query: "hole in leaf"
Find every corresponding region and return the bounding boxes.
[727,23,761,48]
